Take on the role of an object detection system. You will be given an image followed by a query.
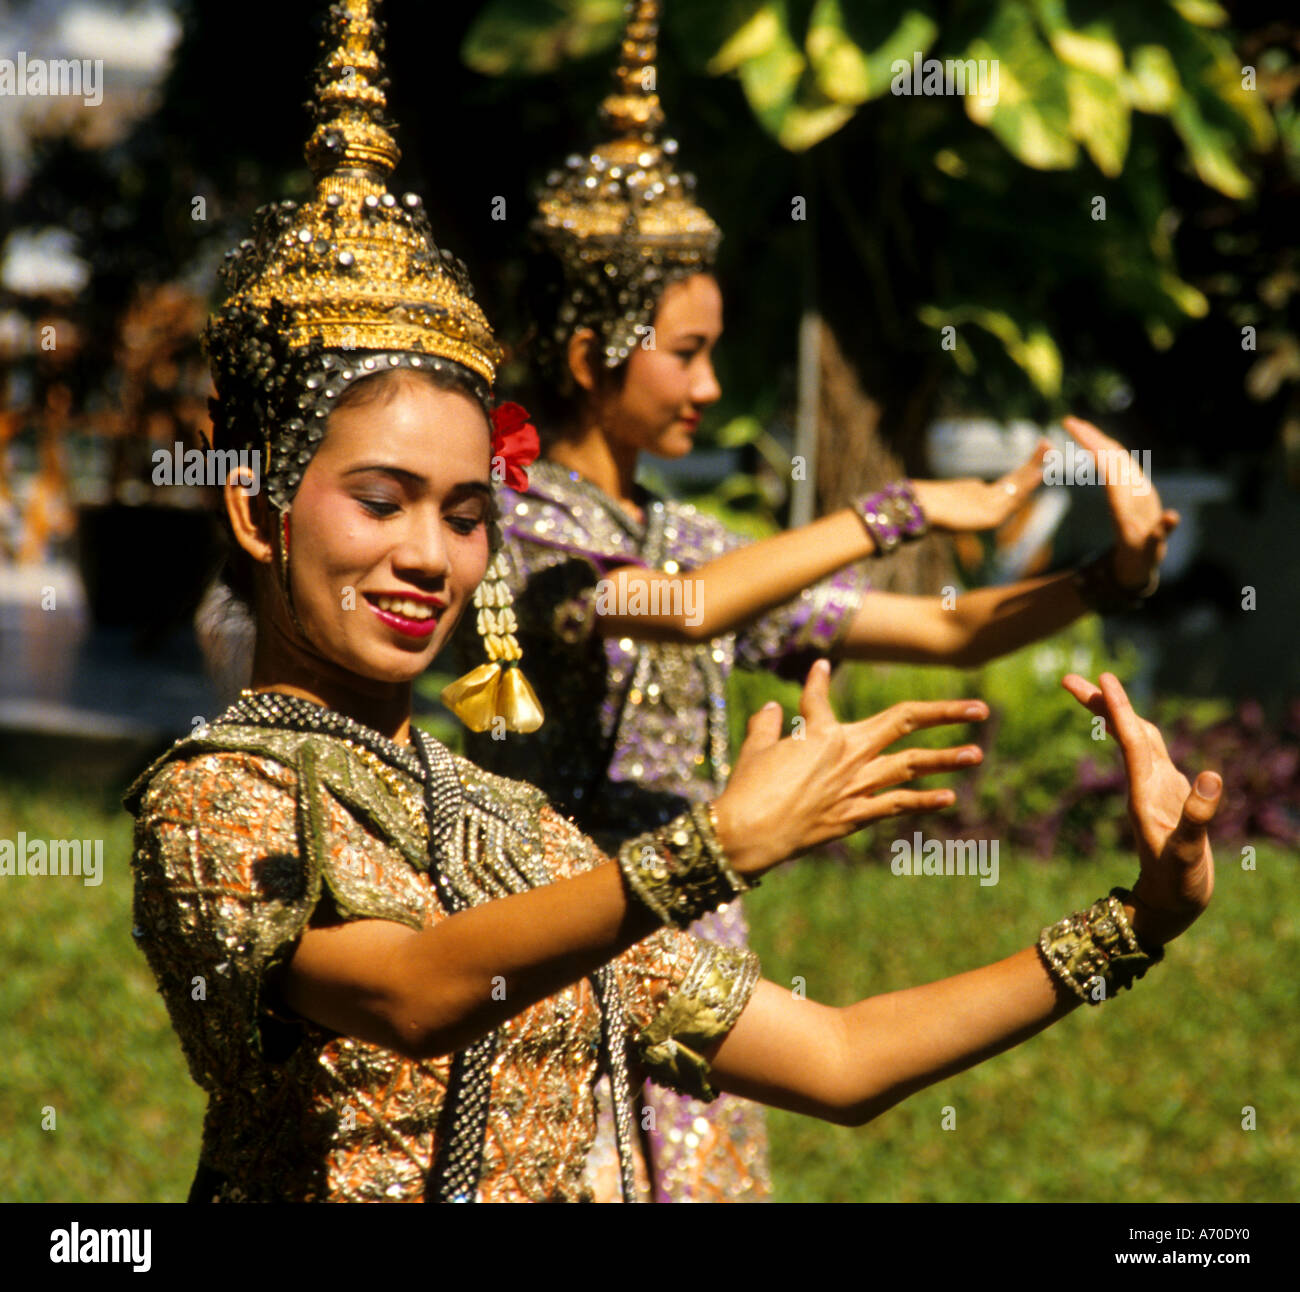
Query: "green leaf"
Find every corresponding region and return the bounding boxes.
[918,304,1063,397]
[737,29,805,122]
[1065,66,1130,176]
[1168,0,1228,28]
[1124,45,1181,114]
[806,0,938,106]
[461,0,626,76]
[707,1,786,76]
[775,99,857,151]
[715,415,765,448]
[1169,92,1252,197]
[805,0,871,105]
[964,4,1077,171]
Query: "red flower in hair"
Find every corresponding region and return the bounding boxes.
[489,402,541,492]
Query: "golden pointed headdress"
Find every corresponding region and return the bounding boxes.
[204,0,541,733]
[531,0,721,375]
[204,0,502,512]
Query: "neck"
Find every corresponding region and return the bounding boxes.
[546,411,640,516]
[247,604,414,745]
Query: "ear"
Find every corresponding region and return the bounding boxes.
[565,327,602,395]
[225,465,274,567]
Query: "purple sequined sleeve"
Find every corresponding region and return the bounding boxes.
[733,563,872,681]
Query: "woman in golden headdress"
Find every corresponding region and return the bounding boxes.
[455,0,1182,1203]
[127,0,1219,1204]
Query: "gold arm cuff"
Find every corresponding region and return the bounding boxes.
[616,803,755,930]
[1036,888,1165,1005]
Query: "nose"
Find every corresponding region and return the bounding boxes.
[691,356,722,405]
[391,504,451,586]
[692,356,721,407]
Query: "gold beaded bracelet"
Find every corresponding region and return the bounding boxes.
[1036,887,1164,1005]
[617,803,756,930]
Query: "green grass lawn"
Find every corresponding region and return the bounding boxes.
[744,842,1299,1202]
[1,777,1295,1203]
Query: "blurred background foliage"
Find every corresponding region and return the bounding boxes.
[6,0,1295,500]
[461,0,1298,483]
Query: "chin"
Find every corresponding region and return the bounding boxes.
[648,432,695,459]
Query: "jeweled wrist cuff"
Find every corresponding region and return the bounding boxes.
[1072,548,1160,614]
[1037,887,1164,1005]
[617,803,756,930]
[853,481,929,554]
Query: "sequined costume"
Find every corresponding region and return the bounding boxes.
[135,0,762,1204]
[124,699,759,1202]
[456,459,871,1201]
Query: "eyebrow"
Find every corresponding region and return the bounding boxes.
[343,464,492,497]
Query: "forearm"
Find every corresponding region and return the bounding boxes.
[389,862,660,1056]
[712,947,1079,1126]
[947,570,1090,667]
[829,946,1078,1124]
[838,571,1089,667]
[595,509,873,642]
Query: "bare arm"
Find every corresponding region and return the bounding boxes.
[711,674,1221,1126]
[837,573,1088,667]
[711,952,1075,1125]
[590,450,1050,642]
[839,418,1181,666]
[278,668,987,1061]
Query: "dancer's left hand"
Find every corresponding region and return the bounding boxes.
[1062,672,1220,948]
[911,438,1051,533]
[1063,416,1180,593]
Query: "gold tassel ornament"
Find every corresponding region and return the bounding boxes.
[441,552,544,734]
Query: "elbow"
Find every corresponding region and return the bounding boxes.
[677,614,713,644]
[382,981,495,1062]
[818,1089,899,1129]
[948,640,989,670]
[944,613,987,669]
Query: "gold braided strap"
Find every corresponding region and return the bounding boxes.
[635,942,761,1102]
[1037,887,1164,1005]
[617,803,754,930]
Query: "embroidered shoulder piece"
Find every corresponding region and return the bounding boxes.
[125,724,429,870]
[635,942,760,1102]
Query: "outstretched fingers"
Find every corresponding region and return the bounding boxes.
[855,697,988,754]
[857,742,983,794]
[852,787,957,823]
[798,658,837,732]
[996,439,1050,508]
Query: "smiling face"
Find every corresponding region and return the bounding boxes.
[275,371,493,686]
[590,272,723,459]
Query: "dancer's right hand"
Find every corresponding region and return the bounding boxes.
[712,659,987,879]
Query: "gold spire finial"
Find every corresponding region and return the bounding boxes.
[304,0,401,180]
[598,0,665,141]
[531,0,719,372]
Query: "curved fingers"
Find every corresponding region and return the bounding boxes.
[854,743,982,795]
[854,698,988,755]
[850,787,957,825]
